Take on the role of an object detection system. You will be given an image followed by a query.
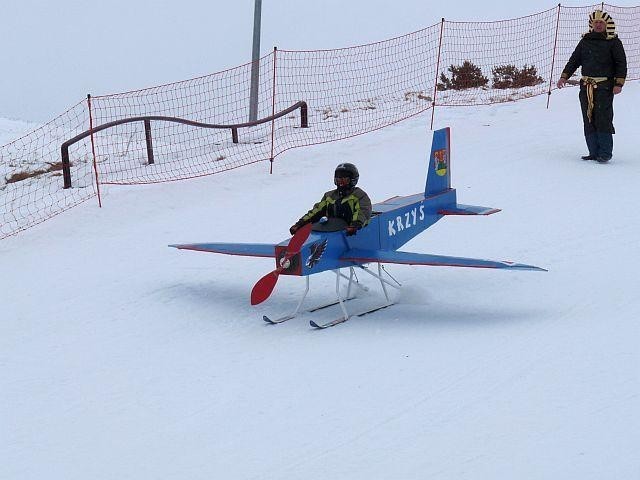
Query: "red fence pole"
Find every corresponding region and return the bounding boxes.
[547,4,562,109]
[430,18,445,130]
[87,94,102,208]
[269,47,278,174]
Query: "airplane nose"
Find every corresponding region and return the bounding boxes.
[275,248,301,275]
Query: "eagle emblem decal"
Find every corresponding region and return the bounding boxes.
[306,239,328,268]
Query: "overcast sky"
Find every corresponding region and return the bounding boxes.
[1,0,636,122]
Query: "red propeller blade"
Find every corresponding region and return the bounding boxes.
[286,223,312,253]
[250,223,313,305]
[251,270,280,305]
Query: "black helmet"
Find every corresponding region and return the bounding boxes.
[334,162,359,188]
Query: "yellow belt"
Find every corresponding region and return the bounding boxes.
[581,76,608,122]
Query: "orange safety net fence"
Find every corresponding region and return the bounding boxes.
[1,3,638,239]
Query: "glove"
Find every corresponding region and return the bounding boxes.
[290,222,304,235]
[345,225,358,236]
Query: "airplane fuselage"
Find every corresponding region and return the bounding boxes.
[276,189,458,276]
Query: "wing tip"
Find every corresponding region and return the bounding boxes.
[438,207,502,216]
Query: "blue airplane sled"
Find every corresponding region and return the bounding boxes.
[170,127,546,328]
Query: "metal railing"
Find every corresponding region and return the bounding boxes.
[61,101,308,188]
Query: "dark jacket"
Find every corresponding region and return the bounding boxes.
[298,187,372,229]
[561,32,627,87]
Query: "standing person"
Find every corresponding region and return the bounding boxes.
[557,9,627,163]
[290,163,372,237]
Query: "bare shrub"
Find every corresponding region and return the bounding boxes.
[5,161,66,184]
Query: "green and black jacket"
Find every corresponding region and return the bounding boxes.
[297,187,372,229]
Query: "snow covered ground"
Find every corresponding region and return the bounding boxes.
[0,118,38,146]
[2,83,639,479]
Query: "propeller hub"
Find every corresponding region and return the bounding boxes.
[279,257,291,269]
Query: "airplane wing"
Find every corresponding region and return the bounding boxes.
[169,243,276,257]
[341,248,547,271]
[438,203,501,215]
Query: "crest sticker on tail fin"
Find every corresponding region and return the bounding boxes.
[425,127,451,196]
[434,148,448,177]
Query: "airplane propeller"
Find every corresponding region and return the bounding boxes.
[250,223,313,305]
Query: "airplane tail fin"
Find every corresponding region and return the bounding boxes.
[425,127,451,197]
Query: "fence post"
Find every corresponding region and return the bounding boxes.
[87,94,102,208]
[430,18,445,130]
[547,4,562,109]
[62,145,72,189]
[144,119,155,164]
[269,46,278,174]
[300,102,308,128]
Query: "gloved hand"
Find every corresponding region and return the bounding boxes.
[290,222,304,235]
[345,225,358,236]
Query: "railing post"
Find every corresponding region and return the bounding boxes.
[144,119,155,164]
[232,128,239,143]
[431,18,445,130]
[300,102,308,128]
[61,145,72,189]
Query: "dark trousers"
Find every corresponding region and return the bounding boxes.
[579,86,615,159]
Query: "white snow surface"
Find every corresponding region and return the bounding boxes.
[0,117,38,146]
[2,84,639,479]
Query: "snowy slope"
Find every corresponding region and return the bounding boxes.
[2,84,639,480]
[0,118,38,146]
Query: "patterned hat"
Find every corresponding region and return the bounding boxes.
[589,10,617,40]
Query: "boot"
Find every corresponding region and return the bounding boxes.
[584,133,599,159]
[596,132,613,161]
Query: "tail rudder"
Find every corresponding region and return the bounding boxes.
[425,127,451,197]
[425,128,499,216]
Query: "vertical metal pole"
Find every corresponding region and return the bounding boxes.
[269,47,278,174]
[61,145,72,189]
[249,0,262,122]
[547,4,562,109]
[430,18,445,131]
[87,94,102,208]
[144,119,155,164]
